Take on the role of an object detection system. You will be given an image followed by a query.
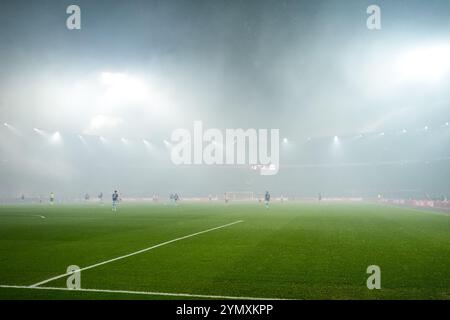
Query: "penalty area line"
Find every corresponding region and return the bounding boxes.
[29,220,244,288]
[0,284,285,300]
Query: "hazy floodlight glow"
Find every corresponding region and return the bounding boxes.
[396,45,450,82]
[283,137,288,144]
[424,126,429,131]
[334,136,339,142]
[446,122,449,127]
[3,122,7,126]
[99,136,107,143]
[100,72,148,101]
[88,114,123,132]
[402,129,407,134]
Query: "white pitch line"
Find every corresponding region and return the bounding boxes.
[0,214,46,219]
[0,284,284,300]
[29,220,244,288]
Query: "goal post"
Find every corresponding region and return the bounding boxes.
[224,191,254,201]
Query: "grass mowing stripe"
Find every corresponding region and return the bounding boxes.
[0,284,283,300]
[29,220,244,288]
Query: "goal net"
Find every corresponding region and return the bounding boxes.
[225,191,254,201]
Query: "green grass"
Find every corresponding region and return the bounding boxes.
[0,202,448,300]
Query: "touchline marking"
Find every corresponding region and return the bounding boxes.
[0,214,46,219]
[0,285,286,300]
[29,220,244,288]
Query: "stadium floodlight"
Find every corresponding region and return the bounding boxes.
[142,139,151,147]
[283,137,288,144]
[51,131,62,144]
[424,126,429,131]
[402,129,407,134]
[395,45,450,82]
[78,134,88,145]
[3,122,22,136]
[163,139,171,148]
[332,135,341,149]
[33,128,46,137]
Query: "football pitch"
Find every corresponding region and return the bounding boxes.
[0,202,448,300]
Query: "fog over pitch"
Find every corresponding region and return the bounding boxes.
[0,0,450,198]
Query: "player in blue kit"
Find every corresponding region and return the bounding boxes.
[264,191,270,209]
[112,190,119,212]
